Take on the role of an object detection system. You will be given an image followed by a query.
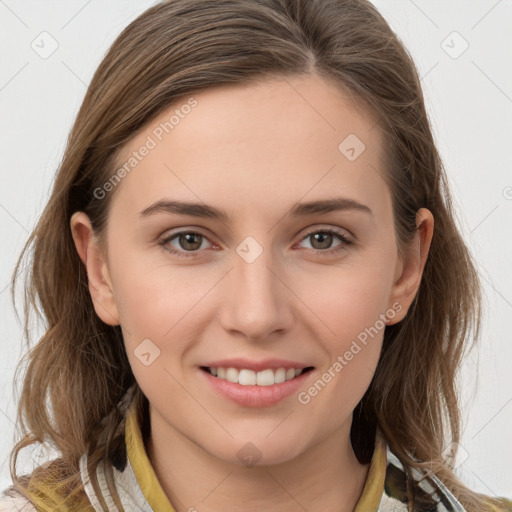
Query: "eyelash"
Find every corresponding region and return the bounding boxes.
[158,227,354,258]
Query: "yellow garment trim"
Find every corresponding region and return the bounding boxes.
[125,400,177,511]
[125,398,387,512]
[354,428,387,512]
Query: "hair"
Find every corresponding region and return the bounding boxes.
[4,0,509,510]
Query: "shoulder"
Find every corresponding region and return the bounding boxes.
[0,488,37,512]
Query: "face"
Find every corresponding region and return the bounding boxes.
[72,74,432,467]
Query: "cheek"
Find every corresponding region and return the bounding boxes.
[299,248,394,393]
[108,239,180,324]
[108,246,216,359]
[296,277,389,427]
[306,250,395,340]
[319,284,386,387]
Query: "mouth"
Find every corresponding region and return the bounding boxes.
[200,366,315,386]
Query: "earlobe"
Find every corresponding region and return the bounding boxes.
[70,212,120,326]
[386,208,434,325]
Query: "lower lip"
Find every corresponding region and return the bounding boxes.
[199,368,314,408]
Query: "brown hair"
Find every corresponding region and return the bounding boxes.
[5,0,509,510]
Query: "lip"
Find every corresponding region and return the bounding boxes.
[199,366,314,408]
[200,358,312,372]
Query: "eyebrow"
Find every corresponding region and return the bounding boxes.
[139,197,372,221]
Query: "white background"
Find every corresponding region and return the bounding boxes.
[0,0,511,501]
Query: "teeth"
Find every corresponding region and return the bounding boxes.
[226,367,239,383]
[208,367,306,386]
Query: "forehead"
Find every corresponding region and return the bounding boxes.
[108,74,389,222]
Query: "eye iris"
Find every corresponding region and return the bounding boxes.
[311,232,332,250]
[180,233,202,250]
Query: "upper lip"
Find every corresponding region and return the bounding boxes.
[200,358,314,372]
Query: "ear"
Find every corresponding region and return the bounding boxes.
[386,208,434,325]
[70,211,120,326]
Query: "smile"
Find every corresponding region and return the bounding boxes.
[201,366,314,386]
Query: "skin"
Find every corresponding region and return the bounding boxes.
[71,74,434,512]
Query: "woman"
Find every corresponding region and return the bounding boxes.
[1,0,510,510]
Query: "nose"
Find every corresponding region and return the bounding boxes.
[217,238,294,342]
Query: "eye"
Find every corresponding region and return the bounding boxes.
[159,231,214,258]
[159,227,354,259]
[297,228,353,255]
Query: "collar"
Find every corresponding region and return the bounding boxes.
[125,400,388,511]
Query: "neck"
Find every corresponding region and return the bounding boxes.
[145,405,371,512]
